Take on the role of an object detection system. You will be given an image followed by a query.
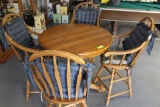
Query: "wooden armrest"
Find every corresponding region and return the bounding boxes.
[105,45,143,57]
[112,31,132,39]
[6,34,40,53]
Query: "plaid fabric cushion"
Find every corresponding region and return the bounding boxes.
[34,59,87,98]
[24,57,94,99]
[5,17,35,48]
[5,17,35,60]
[75,7,98,25]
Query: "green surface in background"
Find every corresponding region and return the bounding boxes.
[100,1,160,10]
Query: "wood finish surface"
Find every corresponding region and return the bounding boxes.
[39,24,112,59]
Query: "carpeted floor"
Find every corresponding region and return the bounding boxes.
[0,21,160,107]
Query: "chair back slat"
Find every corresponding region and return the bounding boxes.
[31,65,44,91]
[67,59,71,100]
[75,66,83,100]
[41,56,55,97]
[83,85,87,96]
[33,65,46,91]
[109,55,113,65]
[119,54,126,66]
[53,56,63,99]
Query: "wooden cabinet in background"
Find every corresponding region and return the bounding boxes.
[0,46,14,64]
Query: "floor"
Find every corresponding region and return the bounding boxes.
[0,20,160,107]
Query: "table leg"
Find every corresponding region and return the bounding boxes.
[88,57,106,92]
[111,21,118,35]
[88,57,95,63]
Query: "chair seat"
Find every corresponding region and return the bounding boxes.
[102,55,128,65]
[102,46,127,64]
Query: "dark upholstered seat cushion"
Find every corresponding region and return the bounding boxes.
[75,7,98,25]
[122,22,151,50]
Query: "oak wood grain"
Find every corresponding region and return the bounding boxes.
[39,24,112,59]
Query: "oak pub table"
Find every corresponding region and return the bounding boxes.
[39,24,112,61]
[39,24,112,91]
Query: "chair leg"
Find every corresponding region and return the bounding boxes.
[113,69,117,80]
[106,69,115,106]
[127,69,132,97]
[72,105,76,107]
[58,104,62,107]
[53,104,57,107]
[79,103,83,107]
[48,102,53,107]
[26,80,30,100]
[80,101,87,107]
[93,65,104,84]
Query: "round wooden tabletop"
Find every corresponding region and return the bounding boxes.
[39,24,112,59]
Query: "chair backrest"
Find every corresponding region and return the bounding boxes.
[122,17,154,50]
[71,2,100,26]
[105,17,155,68]
[28,50,89,102]
[2,13,37,62]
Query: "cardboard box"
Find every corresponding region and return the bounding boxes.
[48,12,53,22]
[62,15,69,23]
[31,26,46,39]
[47,3,53,12]
[53,14,61,23]
[56,4,61,14]
[60,6,68,15]
[34,13,45,29]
